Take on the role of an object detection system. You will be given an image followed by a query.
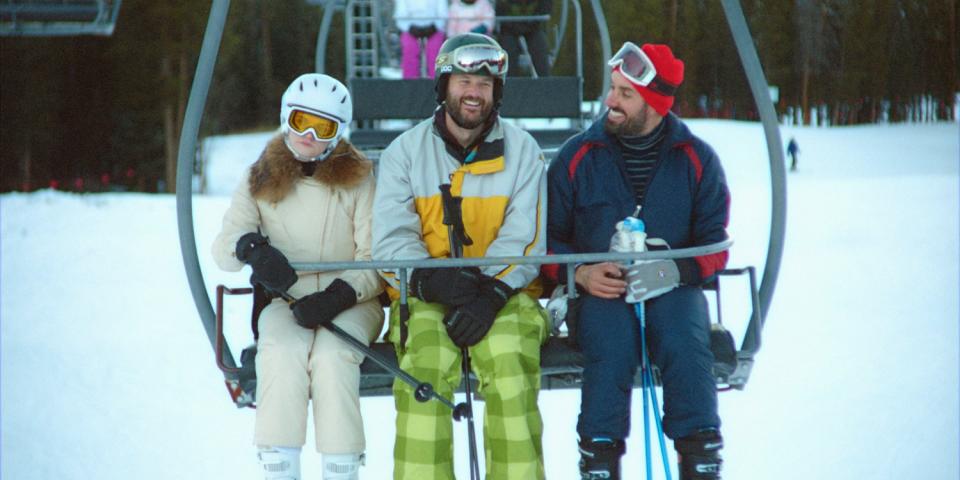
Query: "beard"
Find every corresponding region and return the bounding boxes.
[445,94,493,130]
[604,104,654,137]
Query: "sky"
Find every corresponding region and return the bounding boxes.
[2,119,958,479]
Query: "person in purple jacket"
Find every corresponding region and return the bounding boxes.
[546,42,730,480]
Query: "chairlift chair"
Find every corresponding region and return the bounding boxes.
[347,0,587,156]
[213,262,760,407]
[177,0,785,409]
[0,0,122,37]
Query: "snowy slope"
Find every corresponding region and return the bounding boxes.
[2,121,957,479]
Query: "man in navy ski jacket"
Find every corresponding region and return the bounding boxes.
[546,42,730,480]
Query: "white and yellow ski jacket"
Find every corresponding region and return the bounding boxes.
[372,114,546,299]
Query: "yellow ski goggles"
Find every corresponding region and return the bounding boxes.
[287,109,340,140]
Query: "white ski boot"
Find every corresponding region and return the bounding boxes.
[322,452,364,480]
[257,446,301,480]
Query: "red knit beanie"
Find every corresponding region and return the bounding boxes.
[622,44,684,116]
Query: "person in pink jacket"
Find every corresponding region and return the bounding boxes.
[212,73,384,480]
[446,0,495,36]
[394,0,448,78]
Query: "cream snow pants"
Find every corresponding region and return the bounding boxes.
[254,292,384,454]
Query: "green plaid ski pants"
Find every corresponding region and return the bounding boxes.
[388,295,549,480]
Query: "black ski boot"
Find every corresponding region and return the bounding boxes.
[578,438,625,480]
[675,428,723,479]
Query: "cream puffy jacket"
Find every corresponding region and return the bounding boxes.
[212,136,383,302]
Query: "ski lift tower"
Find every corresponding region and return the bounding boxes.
[0,0,122,37]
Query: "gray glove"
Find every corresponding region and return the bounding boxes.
[623,260,680,303]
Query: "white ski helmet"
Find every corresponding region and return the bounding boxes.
[280,73,352,162]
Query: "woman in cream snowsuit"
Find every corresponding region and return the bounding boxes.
[212,73,383,480]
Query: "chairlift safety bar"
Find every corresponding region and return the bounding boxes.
[290,240,732,272]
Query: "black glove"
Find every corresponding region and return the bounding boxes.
[237,233,297,293]
[409,267,482,307]
[236,232,298,294]
[291,279,358,330]
[443,277,513,347]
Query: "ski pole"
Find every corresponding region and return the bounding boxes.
[277,291,457,410]
[640,304,652,480]
[636,302,672,480]
[619,210,672,479]
[440,183,482,480]
[456,344,481,480]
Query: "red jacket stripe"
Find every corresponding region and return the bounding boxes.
[568,142,600,180]
[681,143,703,183]
[695,250,728,279]
[541,249,560,282]
[694,187,731,279]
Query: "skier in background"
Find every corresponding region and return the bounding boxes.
[446,0,495,36]
[395,0,448,78]
[495,0,552,77]
[787,137,800,172]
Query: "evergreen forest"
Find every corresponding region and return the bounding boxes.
[1,0,956,193]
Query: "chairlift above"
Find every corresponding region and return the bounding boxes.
[333,0,590,154]
[176,0,786,408]
[0,0,122,37]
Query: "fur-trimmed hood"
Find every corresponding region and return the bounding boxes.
[248,134,373,203]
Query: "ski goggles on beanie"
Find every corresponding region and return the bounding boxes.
[608,42,677,96]
[439,44,508,77]
[287,108,341,140]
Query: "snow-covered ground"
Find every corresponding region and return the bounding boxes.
[2,120,957,479]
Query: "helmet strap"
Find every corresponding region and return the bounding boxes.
[283,130,337,163]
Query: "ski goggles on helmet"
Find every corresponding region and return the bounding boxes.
[441,44,508,77]
[608,42,677,96]
[287,108,340,140]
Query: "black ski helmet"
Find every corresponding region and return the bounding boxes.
[434,33,508,107]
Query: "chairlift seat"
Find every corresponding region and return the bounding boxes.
[349,77,583,152]
[217,267,760,408]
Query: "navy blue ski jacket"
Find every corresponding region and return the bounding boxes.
[545,112,730,285]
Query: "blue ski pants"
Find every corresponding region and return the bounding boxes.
[575,285,720,442]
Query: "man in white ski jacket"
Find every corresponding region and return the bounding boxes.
[372,33,549,480]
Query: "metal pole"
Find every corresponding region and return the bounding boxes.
[720,0,787,352]
[439,183,481,480]
[588,0,611,108]
[291,240,733,271]
[175,0,235,372]
[314,0,340,74]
